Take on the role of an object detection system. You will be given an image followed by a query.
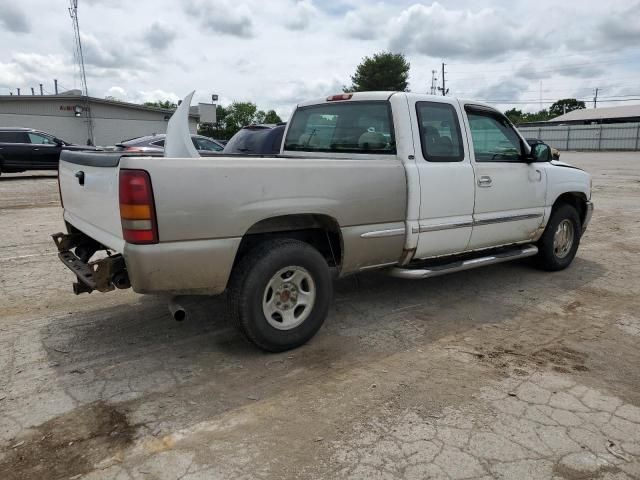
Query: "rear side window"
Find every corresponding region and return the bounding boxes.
[0,131,29,143]
[151,139,165,147]
[224,128,273,154]
[284,101,396,154]
[416,102,464,162]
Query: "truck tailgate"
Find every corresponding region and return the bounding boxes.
[59,151,124,251]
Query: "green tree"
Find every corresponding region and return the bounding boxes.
[224,102,259,133]
[143,100,177,109]
[264,109,282,124]
[345,52,410,92]
[549,98,585,118]
[505,108,524,124]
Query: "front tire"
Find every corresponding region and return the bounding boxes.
[535,203,581,271]
[227,239,332,352]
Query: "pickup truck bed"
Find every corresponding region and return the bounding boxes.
[58,149,407,294]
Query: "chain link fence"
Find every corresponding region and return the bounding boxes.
[518,122,640,151]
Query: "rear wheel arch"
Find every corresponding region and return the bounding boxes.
[234,214,343,270]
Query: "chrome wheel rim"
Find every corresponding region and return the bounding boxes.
[262,266,316,330]
[553,219,574,259]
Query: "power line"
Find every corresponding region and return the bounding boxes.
[478,97,640,105]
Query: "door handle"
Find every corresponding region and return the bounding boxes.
[75,171,85,186]
[477,175,492,187]
[33,148,40,151]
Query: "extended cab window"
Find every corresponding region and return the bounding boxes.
[465,107,523,162]
[416,102,464,162]
[284,101,395,154]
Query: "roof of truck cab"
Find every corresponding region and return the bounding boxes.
[296,92,498,112]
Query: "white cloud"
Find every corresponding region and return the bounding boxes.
[144,22,177,51]
[343,4,392,40]
[285,0,319,31]
[0,4,30,34]
[184,0,254,38]
[387,3,548,60]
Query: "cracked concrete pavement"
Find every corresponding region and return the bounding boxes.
[0,153,639,479]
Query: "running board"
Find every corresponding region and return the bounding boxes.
[389,245,538,280]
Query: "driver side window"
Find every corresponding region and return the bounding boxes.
[465,108,522,162]
[28,132,55,145]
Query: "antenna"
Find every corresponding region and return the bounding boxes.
[68,0,94,145]
[430,70,438,95]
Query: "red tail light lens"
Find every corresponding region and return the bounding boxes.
[119,169,158,244]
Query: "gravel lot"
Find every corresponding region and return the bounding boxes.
[1,152,639,480]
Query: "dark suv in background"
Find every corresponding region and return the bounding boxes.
[223,123,286,154]
[0,128,95,175]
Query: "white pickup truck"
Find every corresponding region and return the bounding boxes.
[53,91,593,351]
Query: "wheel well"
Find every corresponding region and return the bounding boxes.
[234,214,343,269]
[553,192,588,226]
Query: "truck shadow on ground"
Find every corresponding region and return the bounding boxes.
[40,257,605,410]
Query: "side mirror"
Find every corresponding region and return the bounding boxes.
[53,137,64,146]
[529,143,551,162]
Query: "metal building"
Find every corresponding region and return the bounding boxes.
[516,104,640,151]
[0,92,199,146]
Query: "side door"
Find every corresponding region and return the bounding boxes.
[0,131,31,169]
[27,132,61,169]
[462,105,547,250]
[410,99,475,258]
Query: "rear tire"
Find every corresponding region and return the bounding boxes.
[227,239,332,352]
[535,203,581,271]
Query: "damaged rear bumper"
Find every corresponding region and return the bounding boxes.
[52,232,130,294]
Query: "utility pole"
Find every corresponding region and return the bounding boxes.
[17,88,20,96]
[31,87,35,95]
[437,62,449,96]
[68,0,94,145]
[593,88,599,109]
[54,79,58,94]
[39,83,43,95]
[430,70,438,95]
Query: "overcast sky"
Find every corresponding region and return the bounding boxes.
[1,0,639,119]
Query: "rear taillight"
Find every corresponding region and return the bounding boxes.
[119,169,158,244]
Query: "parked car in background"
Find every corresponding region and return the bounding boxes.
[526,138,560,160]
[223,123,286,154]
[116,134,224,154]
[0,128,96,175]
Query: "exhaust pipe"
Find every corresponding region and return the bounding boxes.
[168,297,187,322]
